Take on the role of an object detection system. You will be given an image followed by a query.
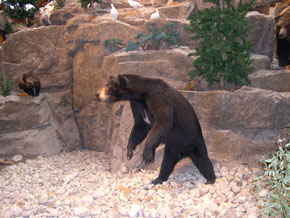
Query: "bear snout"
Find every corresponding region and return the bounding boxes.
[96,87,111,102]
[279,28,287,39]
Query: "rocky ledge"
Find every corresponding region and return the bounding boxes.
[0,150,264,218]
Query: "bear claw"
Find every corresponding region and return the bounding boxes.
[127,150,133,161]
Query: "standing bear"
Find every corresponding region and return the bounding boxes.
[274,1,290,67]
[96,74,216,185]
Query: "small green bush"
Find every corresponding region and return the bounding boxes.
[186,0,254,87]
[2,0,40,26]
[0,71,14,97]
[136,22,179,50]
[78,0,102,9]
[104,38,124,51]
[125,41,139,52]
[55,0,65,9]
[253,136,290,217]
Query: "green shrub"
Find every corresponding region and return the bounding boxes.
[2,0,40,26]
[136,22,179,50]
[125,41,139,52]
[104,38,124,51]
[55,0,65,9]
[0,71,14,97]
[253,136,290,217]
[186,0,254,87]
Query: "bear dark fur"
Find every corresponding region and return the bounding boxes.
[274,1,290,67]
[18,73,41,97]
[96,74,216,185]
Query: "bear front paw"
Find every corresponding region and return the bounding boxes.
[143,148,154,164]
[127,149,133,161]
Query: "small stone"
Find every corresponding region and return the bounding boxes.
[118,205,128,216]
[236,206,246,212]
[230,181,241,194]
[82,195,94,205]
[150,208,159,218]
[12,155,23,162]
[120,163,128,174]
[237,195,247,202]
[259,189,268,197]
[38,193,49,205]
[221,166,228,176]
[129,204,142,217]
[74,207,89,217]
[12,205,23,217]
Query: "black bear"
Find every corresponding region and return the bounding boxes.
[96,74,216,185]
[274,1,290,67]
[18,73,41,97]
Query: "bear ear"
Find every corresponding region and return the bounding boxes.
[118,74,129,88]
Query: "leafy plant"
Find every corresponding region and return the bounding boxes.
[79,0,102,8]
[136,22,179,51]
[79,0,102,17]
[125,41,139,52]
[253,136,290,218]
[55,0,65,9]
[186,0,254,88]
[2,0,40,26]
[104,38,125,51]
[0,71,14,97]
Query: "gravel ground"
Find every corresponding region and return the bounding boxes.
[0,150,263,218]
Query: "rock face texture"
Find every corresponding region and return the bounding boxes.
[0,26,81,159]
[0,0,289,172]
[0,94,80,158]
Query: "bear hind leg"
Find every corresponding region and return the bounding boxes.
[152,146,179,185]
[189,145,216,184]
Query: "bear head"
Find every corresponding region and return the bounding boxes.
[22,73,39,88]
[96,75,131,102]
[275,6,290,40]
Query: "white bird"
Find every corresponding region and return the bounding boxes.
[110,4,118,20]
[150,9,159,20]
[128,0,143,9]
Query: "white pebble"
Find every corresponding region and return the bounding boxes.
[129,204,142,217]
[38,193,49,205]
[259,189,268,197]
[12,155,23,162]
[74,207,89,217]
[12,205,23,217]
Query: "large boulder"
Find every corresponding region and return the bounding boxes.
[0,94,80,158]
[249,70,290,92]
[246,11,275,59]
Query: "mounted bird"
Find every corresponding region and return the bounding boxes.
[150,8,159,20]
[110,4,118,20]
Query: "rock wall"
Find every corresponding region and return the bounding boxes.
[0,26,81,158]
[0,0,289,171]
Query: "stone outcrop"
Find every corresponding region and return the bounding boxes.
[0,94,80,158]
[0,26,81,159]
[249,69,290,92]
[246,11,275,59]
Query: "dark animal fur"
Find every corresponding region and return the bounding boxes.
[96,74,216,185]
[18,73,41,97]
